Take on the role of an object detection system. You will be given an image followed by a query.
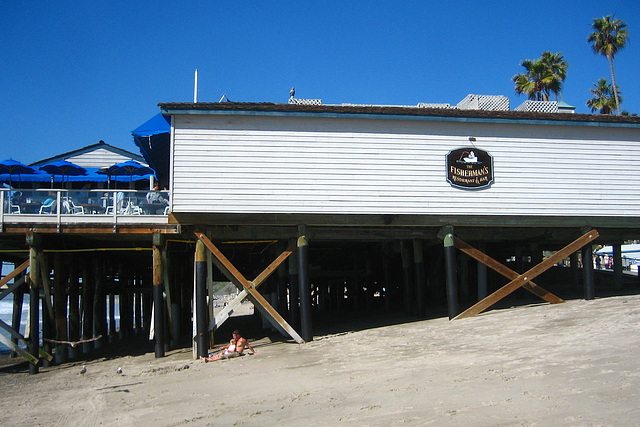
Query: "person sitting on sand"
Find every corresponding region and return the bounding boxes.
[202,339,236,362]
[202,330,256,362]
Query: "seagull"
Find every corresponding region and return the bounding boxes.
[117,367,123,375]
[290,87,295,98]
[80,365,86,375]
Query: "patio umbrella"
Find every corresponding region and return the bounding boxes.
[99,160,155,185]
[39,160,87,188]
[0,159,36,187]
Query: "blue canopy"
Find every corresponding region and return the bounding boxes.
[132,113,171,184]
[132,113,171,138]
[0,168,153,184]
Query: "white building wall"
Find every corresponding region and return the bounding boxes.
[67,148,145,168]
[170,114,640,217]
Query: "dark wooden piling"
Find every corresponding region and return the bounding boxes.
[582,245,595,300]
[68,264,80,360]
[153,233,165,357]
[53,252,67,364]
[10,263,25,358]
[28,239,40,375]
[93,258,106,349]
[443,226,459,320]
[195,239,208,358]
[400,241,413,315]
[134,273,142,334]
[298,226,312,342]
[413,239,426,318]
[613,243,623,290]
[288,239,300,331]
[477,243,488,300]
[81,261,94,354]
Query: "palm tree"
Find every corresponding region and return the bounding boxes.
[586,78,621,114]
[512,51,568,101]
[540,51,568,101]
[587,15,628,115]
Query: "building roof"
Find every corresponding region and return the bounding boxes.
[159,102,640,128]
[29,140,146,167]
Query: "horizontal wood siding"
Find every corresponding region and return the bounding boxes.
[68,149,145,168]
[171,114,640,217]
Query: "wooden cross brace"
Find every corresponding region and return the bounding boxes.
[195,232,304,343]
[453,229,599,320]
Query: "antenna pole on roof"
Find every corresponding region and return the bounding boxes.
[194,69,198,103]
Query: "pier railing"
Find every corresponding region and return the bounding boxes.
[0,189,171,229]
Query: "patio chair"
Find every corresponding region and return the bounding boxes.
[63,199,85,214]
[10,204,21,214]
[39,198,55,214]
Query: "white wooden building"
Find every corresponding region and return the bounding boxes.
[160,102,640,239]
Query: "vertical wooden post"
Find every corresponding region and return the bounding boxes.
[288,239,300,331]
[383,244,391,313]
[195,239,209,358]
[10,266,25,359]
[477,243,488,300]
[27,234,41,375]
[153,232,165,358]
[53,252,67,364]
[81,260,94,354]
[93,258,106,349]
[298,225,313,342]
[109,291,116,342]
[443,226,459,320]
[68,264,80,360]
[413,239,425,318]
[400,241,413,315]
[570,252,580,292]
[277,252,288,319]
[613,243,623,290]
[134,274,142,334]
[582,245,595,300]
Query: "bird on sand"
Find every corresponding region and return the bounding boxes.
[117,367,123,375]
[80,365,86,375]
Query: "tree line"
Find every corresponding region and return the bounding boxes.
[512,15,629,115]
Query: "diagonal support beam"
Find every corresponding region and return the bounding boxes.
[454,229,599,320]
[211,243,296,330]
[0,259,29,288]
[454,237,564,305]
[195,232,304,343]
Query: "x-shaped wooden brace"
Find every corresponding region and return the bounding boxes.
[453,229,599,320]
[195,232,304,343]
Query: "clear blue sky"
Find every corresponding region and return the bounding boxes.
[1,1,639,164]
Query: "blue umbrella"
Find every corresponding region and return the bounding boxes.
[0,159,37,187]
[39,160,87,188]
[99,160,155,186]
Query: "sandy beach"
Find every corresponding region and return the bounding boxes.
[1,293,639,426]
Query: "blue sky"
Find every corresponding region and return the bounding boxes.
[1,1,639,164]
